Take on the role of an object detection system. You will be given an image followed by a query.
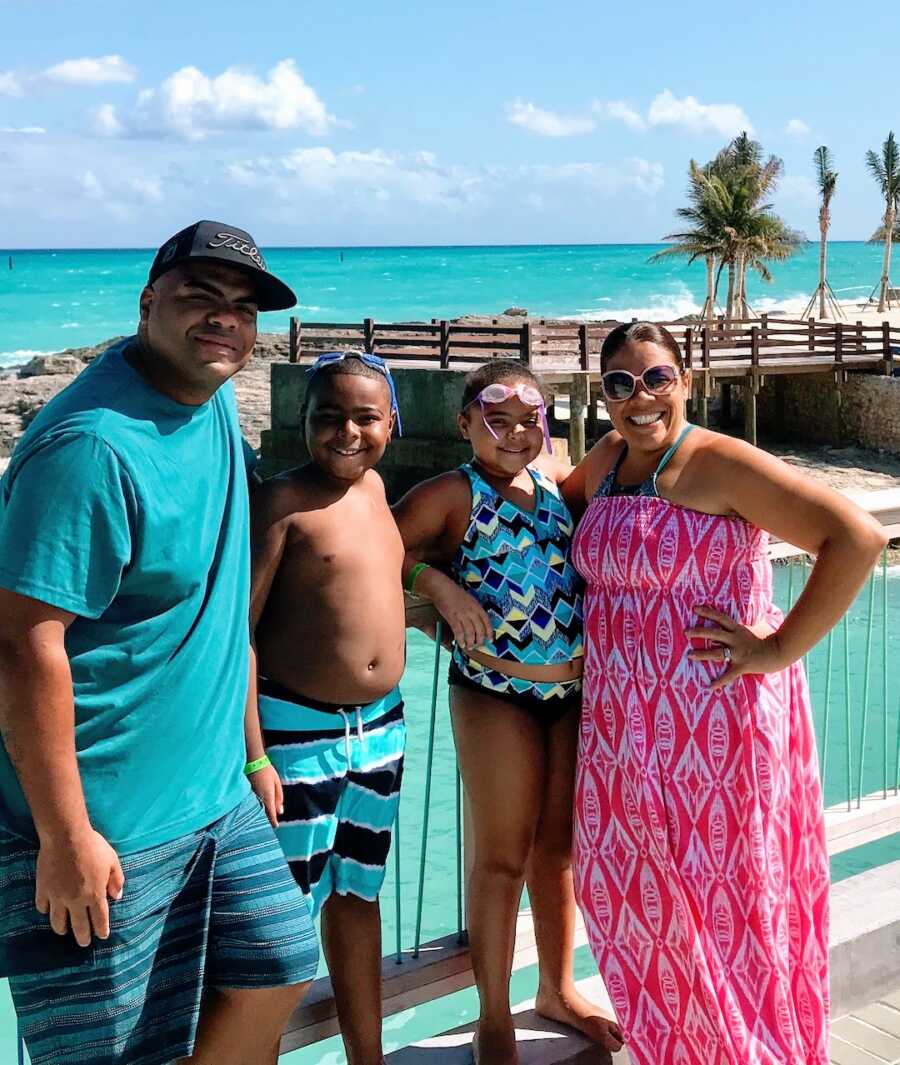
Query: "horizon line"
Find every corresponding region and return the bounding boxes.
[1,238,877,254]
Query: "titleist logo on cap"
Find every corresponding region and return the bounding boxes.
[207,232,268,272]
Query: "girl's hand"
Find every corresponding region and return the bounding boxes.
[249,763,283,828]
[430,582,493,652]
[686,605,786,691]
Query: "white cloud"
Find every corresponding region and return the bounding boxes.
[647,89,753,137]
[131,176,163,202]
[786,118,810,140]
[0,72,22,96]
[226,147,664,220]
[529,158,664,198]
[593,99,646,131]
[780,175,817,206]
[92,103,124,137]
[0,126,46,134]
[44,55,136,85]
[98,59,336,141]
[79,170,104,200]
[229,147,487,210]
[506,100,595,137]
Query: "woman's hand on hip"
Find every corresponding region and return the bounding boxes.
[686,605,786,690]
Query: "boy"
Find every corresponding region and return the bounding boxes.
[245,351,406,1065]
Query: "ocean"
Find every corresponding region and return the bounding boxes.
[0,241,887,366]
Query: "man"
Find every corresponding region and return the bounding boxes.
[0,221,319,1065]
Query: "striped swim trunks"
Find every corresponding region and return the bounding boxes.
[1,792,319,1065]
[259,678,405,919]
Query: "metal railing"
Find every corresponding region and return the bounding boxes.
[13,499,900,1064]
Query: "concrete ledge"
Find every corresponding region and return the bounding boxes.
[830,859,900,1016]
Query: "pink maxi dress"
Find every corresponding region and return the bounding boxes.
[571,460,830,1064]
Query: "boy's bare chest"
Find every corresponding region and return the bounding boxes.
[285,497,403,581]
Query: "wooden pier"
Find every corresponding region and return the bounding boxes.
[287,314,900,457]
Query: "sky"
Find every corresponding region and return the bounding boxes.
[1,0,898,248]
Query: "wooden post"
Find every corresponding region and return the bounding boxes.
[856,320,863,353]
[760,312,768,340]
[883,320,894,375]
[835,321,844,366]
[744,381,758,445]
[744,325,759,446]
[578,324,589,371]
[684,329,693,369]
[289,317,299,363]
[569,373,588,463]
[586,383,598,442]
[721,382,732,425]
[439,321,451,369]
[695,326,710,426]
[520,321,533,366]
[364,317,375,354]
[808,317,815,353]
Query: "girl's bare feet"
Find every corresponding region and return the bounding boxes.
[534,985,624,1052]
[473,1018,519,1065]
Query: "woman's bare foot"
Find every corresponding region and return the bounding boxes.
[473,1018,519,1065]
[534,985,624,1052]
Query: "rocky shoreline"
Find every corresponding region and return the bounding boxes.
[2,333,900,504]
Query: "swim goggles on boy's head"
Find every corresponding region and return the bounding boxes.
[305,350,403,436]
[600,364,680,403]
[465,381,552,453]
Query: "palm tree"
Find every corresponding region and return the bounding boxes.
[651,134,803,322]
[648,160,724,320]
[716,134,791,317]
[865,131,900,312]
[808,146,839,318]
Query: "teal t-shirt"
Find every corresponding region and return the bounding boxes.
[0,337,251,853]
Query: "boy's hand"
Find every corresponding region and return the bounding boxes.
[430,582,493,652]
[249,764,284,828]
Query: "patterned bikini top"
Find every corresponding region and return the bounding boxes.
[596,423,696,499]
[451,463,583,666]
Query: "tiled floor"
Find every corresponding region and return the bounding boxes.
[831,990,900,1064]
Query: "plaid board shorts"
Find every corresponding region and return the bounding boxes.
[260,679,405,920]
[0,792,319,1065]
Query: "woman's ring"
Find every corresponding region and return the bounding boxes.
[722,646,732,663]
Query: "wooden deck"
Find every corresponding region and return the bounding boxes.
[286,313,900,455]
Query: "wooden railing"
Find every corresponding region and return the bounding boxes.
[288,313,900,374]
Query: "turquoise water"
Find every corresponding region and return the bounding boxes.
[0,241,888,363]
[2,570,898,1062]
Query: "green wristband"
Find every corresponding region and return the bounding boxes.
[244,754,272,776]
[405,562,430,594]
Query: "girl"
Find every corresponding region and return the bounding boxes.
[393,360,623,1065]
[571,321,887,1065]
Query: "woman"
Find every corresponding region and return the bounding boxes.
[570,322,887,1065]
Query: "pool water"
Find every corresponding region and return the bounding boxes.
[3,568,899,1063]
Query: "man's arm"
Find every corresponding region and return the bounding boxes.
[0,588,124,947]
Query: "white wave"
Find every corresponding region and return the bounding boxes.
[61,322,81,328]
[565,292,703,322]
[0,348,60,368]
[559,288,879,324]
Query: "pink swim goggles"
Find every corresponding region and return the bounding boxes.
[466,382,552,453]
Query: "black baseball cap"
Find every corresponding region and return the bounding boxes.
[148,220,296,311]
